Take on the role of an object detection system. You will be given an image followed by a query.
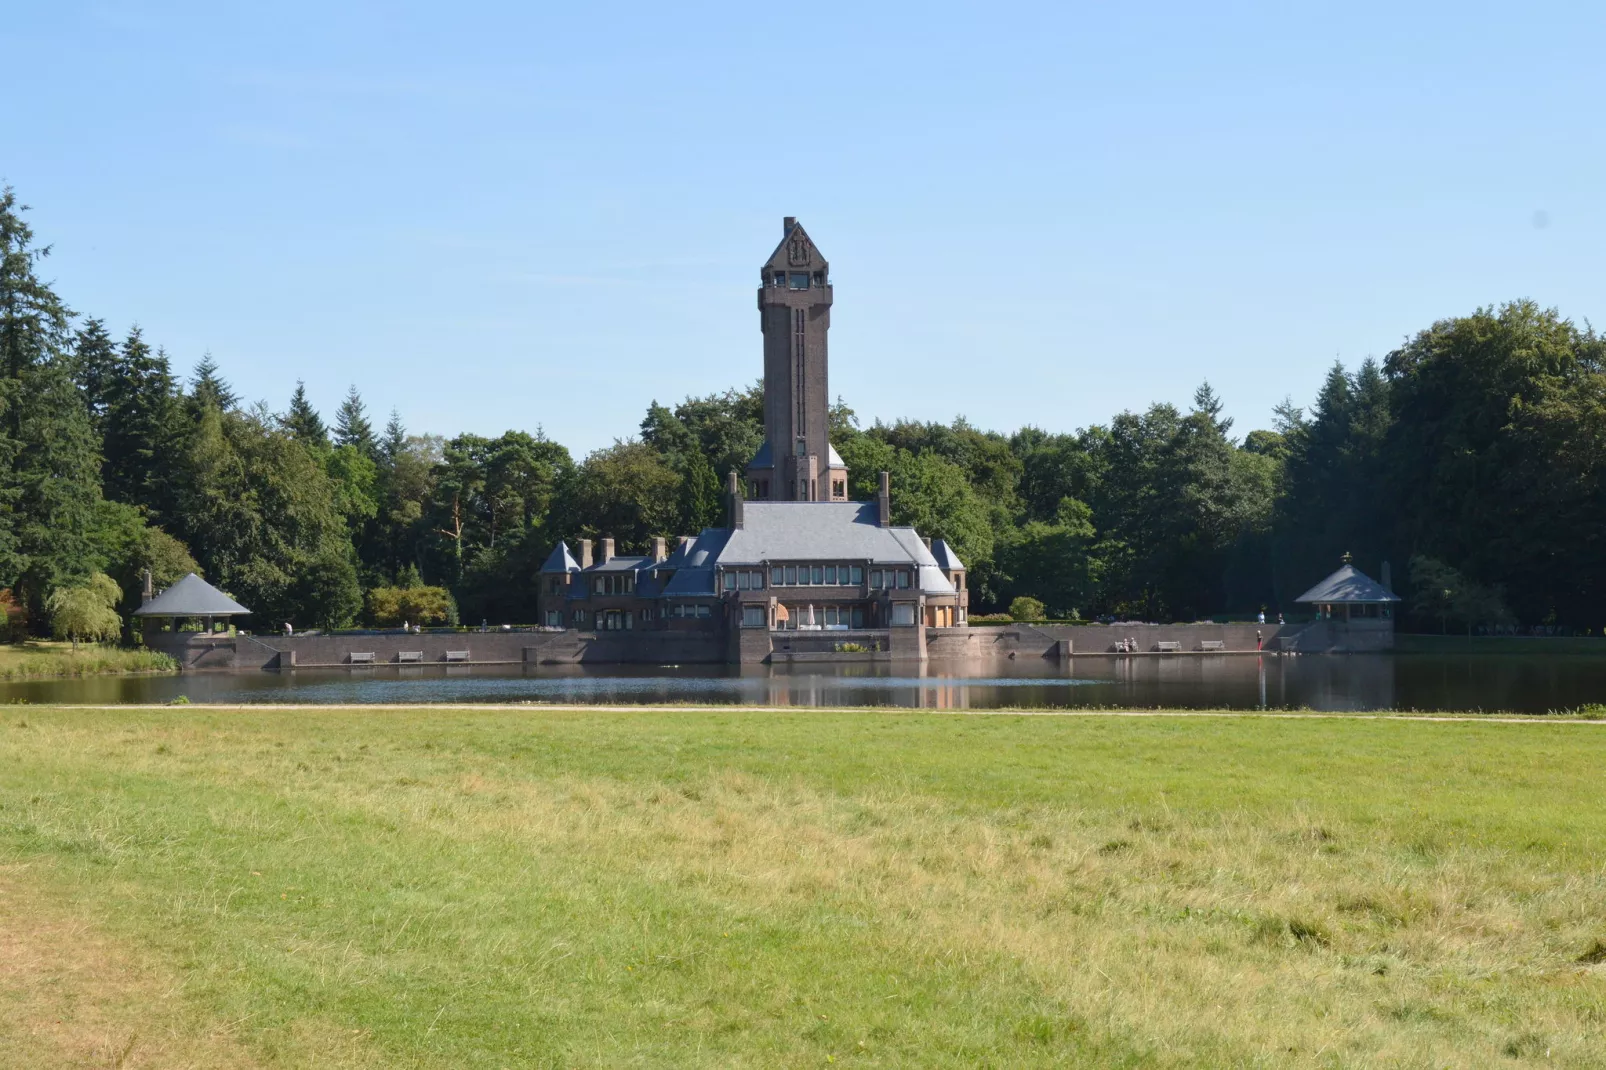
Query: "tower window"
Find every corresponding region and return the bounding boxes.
[773,272,784,286]
[788,273,810,290]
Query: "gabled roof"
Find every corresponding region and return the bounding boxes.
[929,539,965,572]
[1294,564,1401,604]
[133,573,251,617]
[762,220,827,273]
[540,541,580,572]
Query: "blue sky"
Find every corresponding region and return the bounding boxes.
[8,1,1603,455]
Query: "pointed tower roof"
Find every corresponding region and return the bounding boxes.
[132,573,251,617]
[762,219,828,274]
[1294,563,1401,604]
[540,541,581,573]
[929,539,966,572]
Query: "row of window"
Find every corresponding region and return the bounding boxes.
[719,565,916,589]
[592,574,633,595]
[768,271,826,290]
[770,564,861,587]
[575,604,713,628]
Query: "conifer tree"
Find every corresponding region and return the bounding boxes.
[101,327,181,514]
[73,318,119,433]
[190,352,239,411]
[381,409,406,465]
[334,385,377,457]
[14,355,104,613]
[284,380,328,447]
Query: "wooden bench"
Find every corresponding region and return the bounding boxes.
[396,651,424,663]
[1155,641,1181,653]
[444,650,470,662]
[1199,640,1225,652]
[348,652,376,664]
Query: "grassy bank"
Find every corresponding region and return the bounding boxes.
[0,641,177,680]
[2,706,1603,1067]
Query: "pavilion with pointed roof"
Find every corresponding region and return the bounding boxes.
[133,572,252,633]
[1294,555,1401,621]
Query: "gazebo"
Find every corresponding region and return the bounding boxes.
[133,572,252,635]
[1294,556,1401,621]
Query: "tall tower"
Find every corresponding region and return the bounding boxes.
[745,217,849,501]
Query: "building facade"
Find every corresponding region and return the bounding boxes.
[535,219,968,660]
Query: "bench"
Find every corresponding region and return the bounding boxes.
[444,650,470,662]
[348,652,376,664]
[1199,640,1225,652]
[1155,641,1181,653]
[396,651,424,663]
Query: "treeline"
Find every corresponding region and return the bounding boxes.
[3,188,1603,637]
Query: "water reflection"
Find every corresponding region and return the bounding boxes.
[2,653,1604,712]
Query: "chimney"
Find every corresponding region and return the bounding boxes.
[783,216,796,235]
[877,471,891,527]
[141,568,154,606]
[652,536,667,563]
[599,538,615,565]
[578,539,593,570]
[1381,560,1393,592]
[727,470,744,529]
[677,535,694,551]
[921,536,932,551]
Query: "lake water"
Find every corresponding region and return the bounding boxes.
[4,654,1606,712]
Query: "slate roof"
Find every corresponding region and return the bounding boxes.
[929,539,965,572]
[592,555,650,573]
[133,573,252,617]
[1294,564,1401,604]
[539,541,580,572]
[719,503,926,564]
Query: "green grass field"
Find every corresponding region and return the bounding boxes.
[0,641,176,680]
[2,705,1604,1067]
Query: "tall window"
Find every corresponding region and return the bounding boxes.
[794,308,806,452]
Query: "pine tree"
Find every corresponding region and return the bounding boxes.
[101,327,181,513]
[73,318,119,433]
[13,355,104,613]
[0,187,75,593]
[381,408,406,465]
[190,352,239,411]
[284,380,328,447]
[334,385,376,457]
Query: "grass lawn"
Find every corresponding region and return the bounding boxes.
[2,706,1604,1067]
[0,641,176,680]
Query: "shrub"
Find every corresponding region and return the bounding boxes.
[367,585,455,628]
[1009,596,1047,621]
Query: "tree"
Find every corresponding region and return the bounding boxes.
[100,327,182,514]
[0,187,74,593]
[12,355,104,619]
[334,385,376,457]
[1408,555,1512,635]
[189,353,239,411]
[73,318,119,432]
[283,381,327,447]
[366,584,453,627]
[46,572,123,650]
[1009,596,1046,621]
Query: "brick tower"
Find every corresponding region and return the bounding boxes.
[745,217,849,501]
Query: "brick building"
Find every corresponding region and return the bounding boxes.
[536,219,969,650]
